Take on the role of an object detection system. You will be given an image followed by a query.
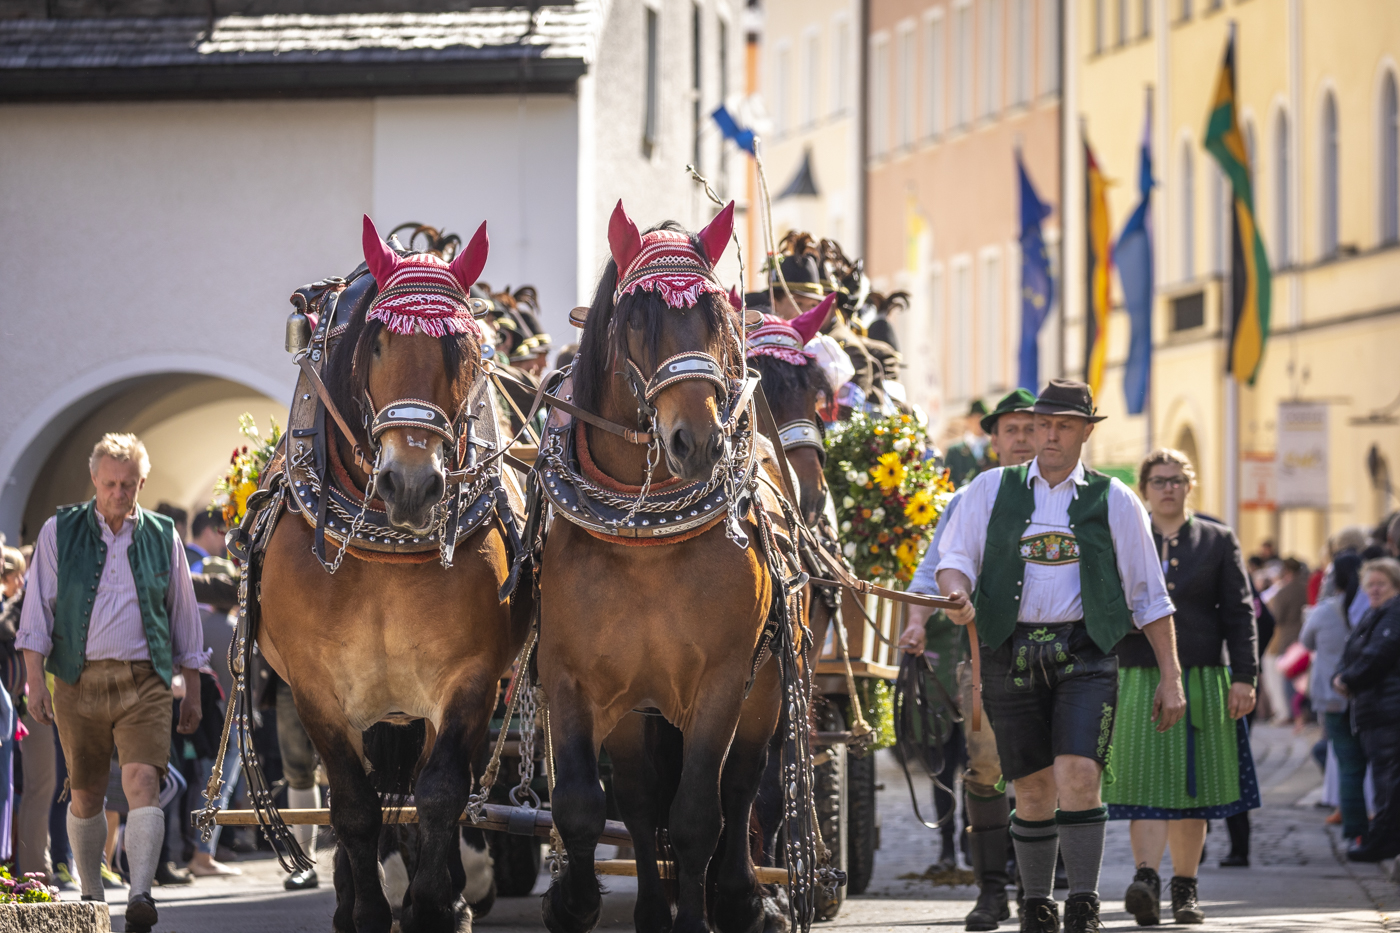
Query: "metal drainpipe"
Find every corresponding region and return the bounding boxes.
[858,0,870,259]
[1056,0,1067,380]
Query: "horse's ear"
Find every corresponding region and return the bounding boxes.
[698,200,735,266]
[450,221,489,291]
[791,293,838,345]
[362,215,400,286]
[608,200,643,274]
[728,285,743,312]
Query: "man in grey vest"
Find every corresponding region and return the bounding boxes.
[18,434,205,933]
[935,380,1185,933]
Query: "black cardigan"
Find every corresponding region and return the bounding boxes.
[1114,514,1258,684]
[1337,597,1400,730]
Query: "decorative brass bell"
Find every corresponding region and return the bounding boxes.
[285,309,311,353]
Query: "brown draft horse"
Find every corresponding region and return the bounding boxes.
[257,218,527,933]
[537,205,784,933]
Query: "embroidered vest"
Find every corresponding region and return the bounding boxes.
[52,501,176,686]
[972,465,1135,654]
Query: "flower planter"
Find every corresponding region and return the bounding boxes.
[0,901,111,932]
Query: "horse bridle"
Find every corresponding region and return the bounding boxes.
[777,418,826,464]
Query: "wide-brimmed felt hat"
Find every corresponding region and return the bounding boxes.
[1032,378,1107,422]
[967,399,989,418]
[980,388,1038,433]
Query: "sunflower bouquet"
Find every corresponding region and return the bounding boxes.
[824,413,956,585]
[212,414,283,526]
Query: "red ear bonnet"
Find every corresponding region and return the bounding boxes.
[362,214,401,287]
[449,221,489,292]
[608,200,643,275]
[697,201,735,266]
[791,293,837,345]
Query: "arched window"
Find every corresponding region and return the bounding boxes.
[1381,71,1399,244]
[1181,140,1195,281]
[1322,91,1340,258]
[1274,109,1291,266]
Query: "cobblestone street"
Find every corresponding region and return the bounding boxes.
[76,723,1398,932]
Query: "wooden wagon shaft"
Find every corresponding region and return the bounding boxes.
[213,804,632,848]
[596,859,790,886]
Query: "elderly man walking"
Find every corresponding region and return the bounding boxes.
[934,380,1186,933]
[17,434,204,932]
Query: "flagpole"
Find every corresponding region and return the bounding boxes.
[1223,21,1240,530]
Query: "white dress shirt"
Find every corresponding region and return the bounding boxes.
[17,510,208,672]
[935,458,1175,628]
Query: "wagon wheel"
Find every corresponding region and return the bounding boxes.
[812,700,847,921]
[845,735,879,895]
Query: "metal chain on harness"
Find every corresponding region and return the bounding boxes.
[464,628,538,822]
[321,447,382,575]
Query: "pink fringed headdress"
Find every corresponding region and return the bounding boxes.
[744,294,837,366]
[362,215,488,339]
[609,200,735,309]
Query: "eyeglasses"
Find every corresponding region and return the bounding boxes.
[1147,476,1189,490]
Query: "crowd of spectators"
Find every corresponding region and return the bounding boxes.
[1254,516,1400,863]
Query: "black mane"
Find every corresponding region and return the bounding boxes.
[323,266,481,440]
[749,352,833,404]
[573,221,741,414]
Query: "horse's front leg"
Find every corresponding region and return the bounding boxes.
[541,683,607,933]
[294,686,393,933]
[403,671,498,933]
[606,712,681,933]
[713,662,782,933]
[671,687,747,933]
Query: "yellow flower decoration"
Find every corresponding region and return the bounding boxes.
[904,490,937,526]
[896,538,921,568]
[871,451,906,491]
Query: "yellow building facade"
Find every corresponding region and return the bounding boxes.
[1066,0,1400,558]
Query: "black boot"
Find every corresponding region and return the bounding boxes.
[1063,893,1101,933]
[1019,896,1059,933]
[1123,866,1161,926]
[1169,876,1204,924]
[966,827,1012,931]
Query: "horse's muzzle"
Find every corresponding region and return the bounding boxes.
[377,459,446,534]
[663,423,724,484]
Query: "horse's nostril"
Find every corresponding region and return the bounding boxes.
[377,469,399,501]
[423,472,445,505]
[670,428,694,461]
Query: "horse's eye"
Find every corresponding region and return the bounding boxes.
[372,339,382,358]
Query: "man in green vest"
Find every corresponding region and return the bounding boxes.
[18,433,206,933]
[944,400,994,487]
[934,380,1185,933]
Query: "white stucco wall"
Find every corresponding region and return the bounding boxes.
[0,94,580,540]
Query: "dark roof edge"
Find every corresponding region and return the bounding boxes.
[0,57,585,102]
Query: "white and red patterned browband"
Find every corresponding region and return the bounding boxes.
[614,230,727,309]
[746,314,815,366]
[367,258,482,339]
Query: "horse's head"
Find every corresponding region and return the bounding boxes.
[747,296,836,523]
[576,200,740,484]
[348,215,488,534]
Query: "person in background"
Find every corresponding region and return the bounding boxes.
[0,547,24,866]
[864,290,905,353]
[1264,558,1309,725]
[1386,514,1400,558]
[1219,587,1273,868]
[153,504,190,561]
[1334,557,1400,862]
[943,400,992,488]
[901,387,1038,932]
[1301,551,1367,846]
[16,433,205,933]
[934,380,1184,933]
[1105,449,1258,927]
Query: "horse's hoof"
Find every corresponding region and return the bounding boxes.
[541,881,602,933]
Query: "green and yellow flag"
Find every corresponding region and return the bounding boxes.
[1203,29,1271,385]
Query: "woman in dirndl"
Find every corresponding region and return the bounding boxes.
[1103,449,1260,926]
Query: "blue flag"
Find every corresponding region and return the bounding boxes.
[1017,154,1054,392]
[711,105,756,155]
[1116,97,1155,415]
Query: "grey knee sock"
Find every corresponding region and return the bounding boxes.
[1010,810,1059,900]
[66,807,108,900]
[1056,806,1109,897]
[124,806,165,899]
[287,786,320,862]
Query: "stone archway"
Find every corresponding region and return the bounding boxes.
[0,356,289,542]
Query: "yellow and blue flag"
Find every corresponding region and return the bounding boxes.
[1084,137,1113,397]
[1203,28,1271,385]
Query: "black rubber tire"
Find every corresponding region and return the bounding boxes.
[845,741,878,895]
[812,701,846,921]
[489,831,543,897]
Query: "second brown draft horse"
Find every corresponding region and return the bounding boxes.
[536,202,791,933]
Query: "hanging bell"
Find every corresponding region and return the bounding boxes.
[285,309,312,353]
